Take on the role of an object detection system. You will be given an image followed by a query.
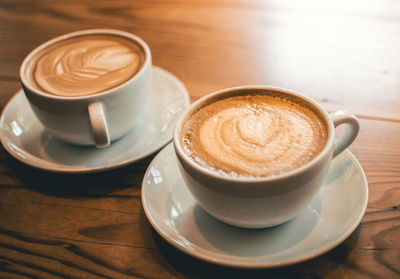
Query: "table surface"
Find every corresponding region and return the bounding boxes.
[0,0,399,278]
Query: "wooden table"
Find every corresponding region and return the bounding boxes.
[0,0,399,278]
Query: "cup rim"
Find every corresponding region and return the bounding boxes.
[173,85,336,183]
[19,29,152,100]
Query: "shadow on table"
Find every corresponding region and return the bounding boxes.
[149,222,361,279]
[4,154,154,198]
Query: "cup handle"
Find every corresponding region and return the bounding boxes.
[88,102,110,148]
[329,110,360,158]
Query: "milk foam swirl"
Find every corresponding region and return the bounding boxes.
[181,95,327,177]
[31,35,143,96]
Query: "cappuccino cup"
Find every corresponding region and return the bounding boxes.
[173,86,360,228]
[20,29,152,147]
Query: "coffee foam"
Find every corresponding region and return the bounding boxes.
[25,34,144,97]
[181,94,328,178]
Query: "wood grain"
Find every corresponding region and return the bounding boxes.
[0,0,399,278]
[0,118,399,278]
[1,0,400,120]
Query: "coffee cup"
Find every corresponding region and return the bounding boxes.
[20,29,152,148]
[173,86,359,228]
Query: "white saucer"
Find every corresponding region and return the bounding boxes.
[142,143,368,269]
[0,66,190,173]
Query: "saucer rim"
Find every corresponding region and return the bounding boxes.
[141,143,369,269]
[0,66,190,174]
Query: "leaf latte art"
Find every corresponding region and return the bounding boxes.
[181,95,328,177]
[27,35,144,97]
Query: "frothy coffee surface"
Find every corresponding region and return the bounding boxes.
[25,34,144,97]
[181,94,328,178]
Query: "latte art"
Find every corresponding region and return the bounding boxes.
[181,94,328,177]
[27,35,144,97]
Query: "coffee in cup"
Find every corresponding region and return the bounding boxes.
[180,93,328,178]
[22,34,146,97]
[174,86,359,228]
[20,29,152,148]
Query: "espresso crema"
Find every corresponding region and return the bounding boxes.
[25,34,145,97]
[181,94,328,178]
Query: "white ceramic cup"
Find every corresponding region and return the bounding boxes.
[20,29,152,148]
[173,86,360,228]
